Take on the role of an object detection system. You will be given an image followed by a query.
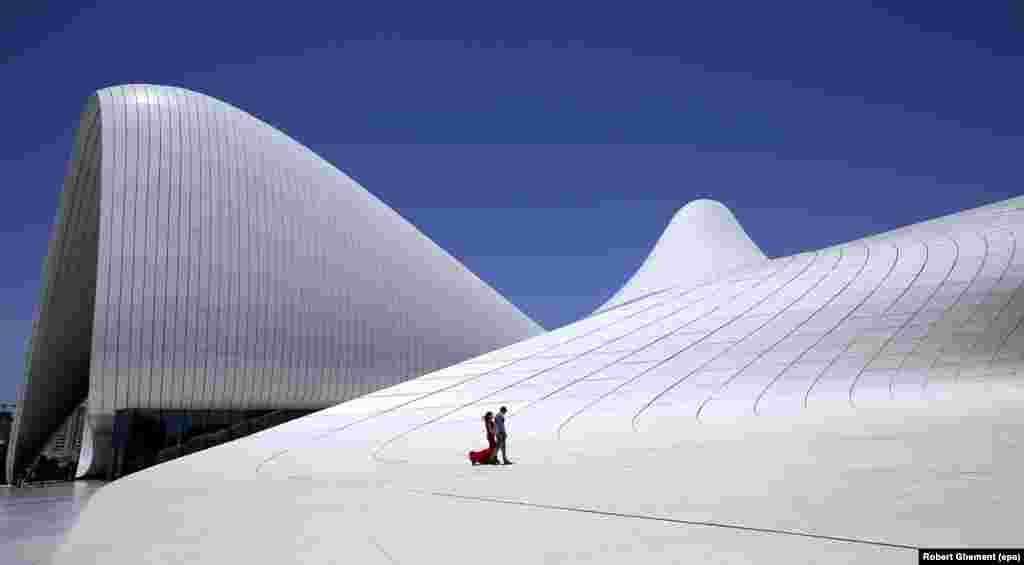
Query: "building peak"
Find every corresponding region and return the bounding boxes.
[595,199,767,313]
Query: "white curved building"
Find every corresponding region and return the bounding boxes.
[595,199,766,314]
[5,85,543,483]
[51,194,1024,563]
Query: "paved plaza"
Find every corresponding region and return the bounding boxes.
[1,482,103,565]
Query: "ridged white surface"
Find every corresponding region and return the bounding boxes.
[52,196,1024,562]
[6,85,543,482]
[596,199,767,313]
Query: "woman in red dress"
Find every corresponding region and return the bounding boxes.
[468,411,497,465]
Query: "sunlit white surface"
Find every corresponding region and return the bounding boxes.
[596,198,767,313]
[6,84,543,482]
[52,196,1024,563]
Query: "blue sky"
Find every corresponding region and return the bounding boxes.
[1,1,1023,400]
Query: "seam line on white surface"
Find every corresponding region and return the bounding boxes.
[374,255,807,457]
[254,261,767,472]
[412,490,918,552]
[368,536,400,564]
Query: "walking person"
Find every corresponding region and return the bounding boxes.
[494,406,511,464]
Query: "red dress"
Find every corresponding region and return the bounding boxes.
[468,420,497,465]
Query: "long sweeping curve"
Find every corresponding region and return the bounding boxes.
[5,84,543,482]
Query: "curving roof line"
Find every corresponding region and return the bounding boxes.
[5,84,545,483]
[596,199,768,314]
